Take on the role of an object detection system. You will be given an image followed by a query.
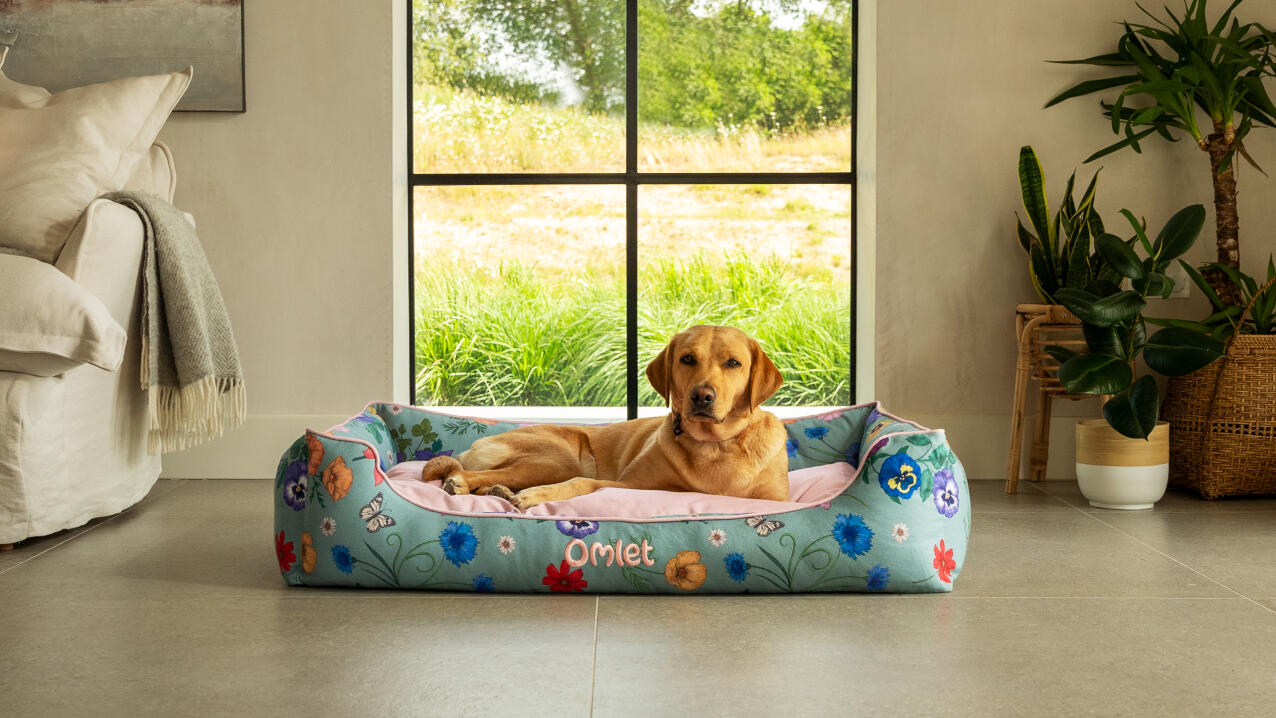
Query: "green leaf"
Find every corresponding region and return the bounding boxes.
[1119,209,1154,255]
[1143,327,1225,376]
[1178,260,1227,310]
[1044,75,1142,108]
[1047,52,1134,67]
[1056,288,1147,327]
[1102,375,1161,440]
[1044,345,1079,363]
[1096,232,1146,278]
[1018,147,1053,249]
[1016,217,1034,253]
[1153,204,1206,261]
[905,435,930,447]
[1057,353,1133,395]
[1083,126,1160,163]
[1082,322,1125,358]
[1132,271,1173,299]
[920,469,934,501]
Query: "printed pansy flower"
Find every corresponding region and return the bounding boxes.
[879,452,921,500]
[665,551,707,591]
[320,516,338,536]
[724,552,749,581]
[415,448,454,461]
[440,522,479,566]
[556,520,599,539]
[931,468,960,518]
[497,535,516,554]
[891,523,909,543]
[707,528,727,547]
[832,513,873,559]
[282,462,308,511]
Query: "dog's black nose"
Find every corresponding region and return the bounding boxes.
[690,385,716,409]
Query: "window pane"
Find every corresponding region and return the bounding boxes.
[412,0,625,173]
[638,184,851,407]
[414,186,626,408]
[638,1,852,173]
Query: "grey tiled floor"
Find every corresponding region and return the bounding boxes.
[2,479,1275,717]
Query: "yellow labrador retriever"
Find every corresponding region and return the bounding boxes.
[420,325,789,509]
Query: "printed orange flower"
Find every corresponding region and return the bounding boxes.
[306,434,324,475]
[300,531,317,574]
[664,550,707,591]
[322,456,353,501]
[933,539,956,584]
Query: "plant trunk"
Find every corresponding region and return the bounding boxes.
[1204,128,1243,306]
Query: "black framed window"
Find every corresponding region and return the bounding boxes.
[409,0,857,418]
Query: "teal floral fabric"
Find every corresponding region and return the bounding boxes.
[274,402,970,593]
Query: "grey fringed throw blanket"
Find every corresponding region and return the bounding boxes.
[104,191,245,453]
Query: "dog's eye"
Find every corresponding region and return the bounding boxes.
[725,358,742,369]
[680,354,696,365]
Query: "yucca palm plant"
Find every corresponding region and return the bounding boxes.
[1044,0,1276,302]
[1017,146,1130,303]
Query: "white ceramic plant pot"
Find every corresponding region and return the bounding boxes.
[1075,419,1169,510]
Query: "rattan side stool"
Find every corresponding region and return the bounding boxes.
[1005,303,1097,493]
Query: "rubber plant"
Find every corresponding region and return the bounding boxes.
[1016,146,1126,303]
[1044,0,1276,303]
[1047,204,1226,439]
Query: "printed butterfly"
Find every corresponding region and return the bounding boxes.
[359,492,396,533]
[745,515,784,537]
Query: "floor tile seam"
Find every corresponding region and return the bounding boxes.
[588,594,599,718]
[0,480,187,576]
[1019,481,1090,512]
[1079,510,1276,616]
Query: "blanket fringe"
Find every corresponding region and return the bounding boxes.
[147,376,246,454]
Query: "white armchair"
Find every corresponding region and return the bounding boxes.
[0,142,178,547]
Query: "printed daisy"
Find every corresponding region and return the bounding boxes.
[707,528,727,547]
[497,535,516,555]
[320,516,337,536]
[892,523,910,543]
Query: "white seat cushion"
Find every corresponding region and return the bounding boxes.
[0,253,126,377]
[0,57,190,262]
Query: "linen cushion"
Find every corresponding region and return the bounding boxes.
[0,253,126,376]
[0,60,190,262]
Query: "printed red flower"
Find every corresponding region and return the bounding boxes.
[275,530,296,572]
[543,560,587,593]
[933,539,956,584]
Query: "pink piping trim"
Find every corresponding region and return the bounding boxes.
[308,401,946,524]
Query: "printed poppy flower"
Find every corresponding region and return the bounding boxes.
[865,564,890,591]
[472,574,496,592]
[497,535,516,554]
[306,434,324,475]
[440,522,479,566]
[804,425,830,439]
[664,550,707,591]
[707,528,727,547]
[891,522,910,543]
[931,468,960,518]
[832,513,874,559]
[933,540,956,583]
[724,552,749,581]
[878,452,921,500]
[321,456,353,501]
[275,531,295,572]
[331,545,355,574]
[555,520,599,538]
[282,462,308,511]
[320,516,338,537]
[300,532,317,574]
[543,560,587,593]
[785,438,799,457]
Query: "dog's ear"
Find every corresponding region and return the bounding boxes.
[645,342,674,407]
[747,339,783,410]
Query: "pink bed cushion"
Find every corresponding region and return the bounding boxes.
[384,460,857,522]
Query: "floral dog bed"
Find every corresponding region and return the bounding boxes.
[273,402,970,594]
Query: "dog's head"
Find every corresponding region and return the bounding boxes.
[645,325,783,441]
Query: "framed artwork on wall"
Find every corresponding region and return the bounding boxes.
[0,0,245,112]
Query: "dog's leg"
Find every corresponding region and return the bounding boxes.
[423,455,578,497]
[511,477,624,510]
[420,456,470,494]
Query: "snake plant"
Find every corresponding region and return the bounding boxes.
[1016,146,1126,303]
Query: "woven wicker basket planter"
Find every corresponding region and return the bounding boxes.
[1162,334,1276,499]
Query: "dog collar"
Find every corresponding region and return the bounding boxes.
[672,412,684,436]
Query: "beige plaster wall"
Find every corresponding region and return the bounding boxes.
[876,0,1276,477]
[158,0,406,478]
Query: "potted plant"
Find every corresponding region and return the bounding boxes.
[1155,258,1276,497]
[1047,205,1225,508]
[1044,0,1276,303]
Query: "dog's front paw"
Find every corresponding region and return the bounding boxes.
[441,475,470,495]
[510,487,550,511]
[476,484,517,502]
[421,456,463,484]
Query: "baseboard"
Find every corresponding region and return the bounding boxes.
[160,411,1087,481]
